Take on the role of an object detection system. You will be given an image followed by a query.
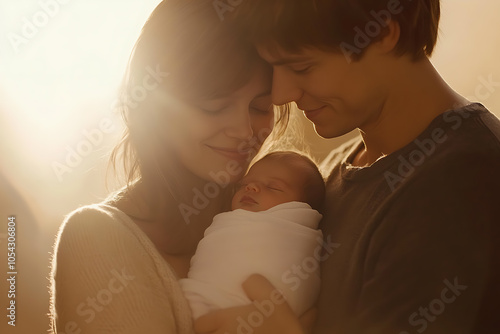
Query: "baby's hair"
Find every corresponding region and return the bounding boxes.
[259,151,326,213]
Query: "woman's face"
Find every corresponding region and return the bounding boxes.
[159,65,274,184]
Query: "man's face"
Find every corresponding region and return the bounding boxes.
[257,46,388,138]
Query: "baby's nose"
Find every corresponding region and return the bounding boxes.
[245,182,259,192]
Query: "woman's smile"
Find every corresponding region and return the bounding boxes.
[206,144,252,162]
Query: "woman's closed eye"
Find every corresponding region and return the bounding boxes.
[196,100,229,115]
[200,108,222,115]
[199,105,227,115]
[250,103,272,114]
[250,93,272,114]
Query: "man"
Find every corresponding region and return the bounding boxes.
[195,1,500,333]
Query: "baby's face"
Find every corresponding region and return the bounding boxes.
[231,158,307,212]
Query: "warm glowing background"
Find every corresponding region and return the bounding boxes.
[0,0,499,332]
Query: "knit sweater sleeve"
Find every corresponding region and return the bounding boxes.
[49,205,193,334]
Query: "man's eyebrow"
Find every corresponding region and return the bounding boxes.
[267,56,311,66]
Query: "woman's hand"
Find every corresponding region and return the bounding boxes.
[194,274,307,334]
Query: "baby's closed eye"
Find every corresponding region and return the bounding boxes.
[266,184,284,192]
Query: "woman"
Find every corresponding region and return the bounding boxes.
[48,1,289,333]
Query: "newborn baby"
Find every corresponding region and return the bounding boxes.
[180,151,325,319]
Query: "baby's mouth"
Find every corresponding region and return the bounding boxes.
[240,195,258,205]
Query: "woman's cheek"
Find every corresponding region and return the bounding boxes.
[251,113,274,145]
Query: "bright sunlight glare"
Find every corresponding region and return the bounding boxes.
[0,0,160,178]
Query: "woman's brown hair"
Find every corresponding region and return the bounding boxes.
[108,0,290,212]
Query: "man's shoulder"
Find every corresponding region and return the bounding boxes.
[416,104,500,167]
[384,105,500,193]
[438,103,500,148]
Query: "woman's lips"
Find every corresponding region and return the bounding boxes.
[240,195,258,204]
[207,145,251,161]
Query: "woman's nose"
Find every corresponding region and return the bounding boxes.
[225,106,254,140]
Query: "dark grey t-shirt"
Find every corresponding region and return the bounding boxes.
[315,104,500,334]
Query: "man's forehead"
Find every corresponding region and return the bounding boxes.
[256,45,313,66]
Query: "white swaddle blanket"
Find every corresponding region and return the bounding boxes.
[180,201,323,319]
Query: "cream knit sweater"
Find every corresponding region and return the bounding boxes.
[49,203,194,334]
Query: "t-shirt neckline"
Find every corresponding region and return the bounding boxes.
[339,103,486,181]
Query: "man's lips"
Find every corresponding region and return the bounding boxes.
[302,106,325,120]
[240,195,258,204]
[207,145,251,161]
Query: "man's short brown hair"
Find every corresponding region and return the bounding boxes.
[233,0,441,61]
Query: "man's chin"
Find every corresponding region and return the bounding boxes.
[313,124,355,139]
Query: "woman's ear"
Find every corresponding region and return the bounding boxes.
[374,19,401,55]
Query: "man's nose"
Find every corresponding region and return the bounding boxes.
[271,68,303,106]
